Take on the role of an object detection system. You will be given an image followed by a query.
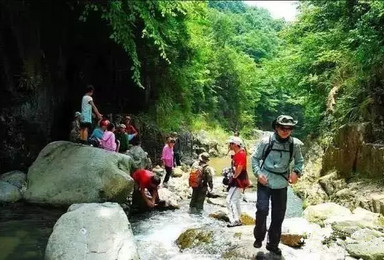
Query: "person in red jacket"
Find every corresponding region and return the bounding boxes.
[226,136,250,227]
[131,169,161,208]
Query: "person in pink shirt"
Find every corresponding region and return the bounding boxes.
[162,137,175,185]
[101,123,117,152]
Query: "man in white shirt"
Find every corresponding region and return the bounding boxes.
[80,85,102,141]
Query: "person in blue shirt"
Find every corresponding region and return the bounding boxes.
[251,115,304,256]
[88,119,109,147]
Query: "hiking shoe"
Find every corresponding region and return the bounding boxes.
[227,221,242,228]
[253,240,262,248]
[266,244,282,256]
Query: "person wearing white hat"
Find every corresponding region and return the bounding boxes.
[226,136,250,227]
[251,115,304,256]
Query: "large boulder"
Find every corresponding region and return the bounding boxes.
[24,141,134,206]
[0,180,22,202]
[45,202,139,260]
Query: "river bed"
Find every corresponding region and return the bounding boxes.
[0,156,303,260]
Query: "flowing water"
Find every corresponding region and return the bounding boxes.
[0,157,303,260]
[130,156,303,259]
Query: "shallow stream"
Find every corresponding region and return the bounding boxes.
[0,156,303,260]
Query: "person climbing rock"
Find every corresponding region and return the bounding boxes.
[251,115,304,256]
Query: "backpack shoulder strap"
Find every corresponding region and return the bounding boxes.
[260,135,274,169]
[289,137,294,163]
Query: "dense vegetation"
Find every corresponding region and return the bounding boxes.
[85,1,384,140]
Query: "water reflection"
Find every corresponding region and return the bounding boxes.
[0,203,64,260]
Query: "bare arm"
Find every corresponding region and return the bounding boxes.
[151,189,159,204]
[233,164,244,178]
[89,100,102,119]
[140,188,155,208]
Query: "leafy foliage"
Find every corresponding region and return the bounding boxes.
[81,0,384,140]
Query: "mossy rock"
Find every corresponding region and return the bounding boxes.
[209,210,229,222]
[176,228,213,250]
[240,213,255,225]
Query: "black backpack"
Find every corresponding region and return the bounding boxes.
[260,135,294,179]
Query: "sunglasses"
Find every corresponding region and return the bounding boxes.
[279,126,293,131]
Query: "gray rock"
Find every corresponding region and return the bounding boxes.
[0,170,26,189]
[45,202,139,260]
[24,141,134,206]
[176,228,213,250]
[346,236,384,260]
[325,207,384,231]
[209,210,229,222]
[303,202,352,226]
[158,188,180,209]
[152,165,165,177]
[126,145,150,170]
[0,180,22,202]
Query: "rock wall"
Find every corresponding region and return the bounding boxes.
[321,123,383,178]
[294,123,384,215]
[0,1,147,173]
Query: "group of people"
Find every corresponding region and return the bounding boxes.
[183,115,304,257]
[71,87,304,257]
[70,85,138,153]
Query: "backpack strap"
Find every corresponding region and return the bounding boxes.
[289,137,294,164]
[260,136,294,178]
[201,164,209,184]
[260,135,274,170]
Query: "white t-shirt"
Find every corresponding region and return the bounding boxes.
[81,95,93,123]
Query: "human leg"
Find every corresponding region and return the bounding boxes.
[163,166,172,183]
[194,187,208,210]
[267,187,287,250]
[190,188,198,209]
[254,183,271,244]
[175,153,181,166]
[226,186,242,226]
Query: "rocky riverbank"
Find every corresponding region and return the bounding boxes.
[1,126,384,260]
[154,168,384,260]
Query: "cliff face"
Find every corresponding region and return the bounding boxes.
[294,123,384,215]
[0,1,148,172]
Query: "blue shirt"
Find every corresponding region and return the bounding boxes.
[90,128,104,140]
[251,133,304,189]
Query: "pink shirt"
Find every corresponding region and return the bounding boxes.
[161,144,174,167]
[101,131,116,152]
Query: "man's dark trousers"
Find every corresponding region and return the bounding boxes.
[190,186,208,210]
[254,183,287,248]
